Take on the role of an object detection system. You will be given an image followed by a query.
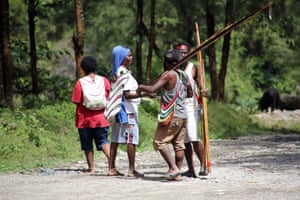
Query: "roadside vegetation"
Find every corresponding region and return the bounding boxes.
[1,97,299,173]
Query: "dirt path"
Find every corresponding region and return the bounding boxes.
[0,133,299,200]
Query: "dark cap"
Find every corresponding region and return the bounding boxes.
[163,49,182,63]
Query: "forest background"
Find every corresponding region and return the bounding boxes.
[0,0,299,172]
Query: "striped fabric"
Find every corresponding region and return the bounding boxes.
[157,83,182,126]
[104,73,130,124]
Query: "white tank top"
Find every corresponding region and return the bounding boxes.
[184,62,200,110]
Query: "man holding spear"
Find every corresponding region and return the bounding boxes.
[173,41,209,177]
[164,3,272,175]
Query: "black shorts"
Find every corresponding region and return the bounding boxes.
[78,127,109,151]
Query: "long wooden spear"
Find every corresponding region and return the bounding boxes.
[150,2,272,85]
[169,2,272,71]
[195,22,211,173]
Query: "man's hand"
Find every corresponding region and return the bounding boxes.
[200,88,209,97]
[137,86,156,98]
[145,92,156,98]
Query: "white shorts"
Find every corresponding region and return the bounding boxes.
[111,113,139,145]
[184,105,202,143]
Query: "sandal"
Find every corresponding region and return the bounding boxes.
[181,170,197,178]
[199,168,208,176]
[167,172,181,181]
[161,171,181,181]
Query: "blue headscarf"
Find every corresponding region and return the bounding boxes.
[112,45,130,78]
[111,45,130,124]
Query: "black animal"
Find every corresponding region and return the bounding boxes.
[258,87,281,112]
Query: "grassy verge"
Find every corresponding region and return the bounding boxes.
[0,102,82,172]
[0,99,298,172]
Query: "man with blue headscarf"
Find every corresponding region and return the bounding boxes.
[107,45,145,178]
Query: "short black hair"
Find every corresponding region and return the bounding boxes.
[81,56,97,73]
[173,41,191,51]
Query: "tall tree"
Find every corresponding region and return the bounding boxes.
[73,0,84,79]
[0,0,13,110]
[135,0,143,83]
[170,0,200,43]
[0,0,4,105]
[206,0,217,101]
[145,0,155,84]
[218,0,234,102]
[28,0,38,94]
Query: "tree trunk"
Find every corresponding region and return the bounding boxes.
[135,0,143,83]
[73,0,85,79]
[206,0,217,101]
[218,0,233,102]
[0,0,4,105]
[28,0,38,94]
[141,22,160,57]
[0,0,14,110]
[146,0,155,84]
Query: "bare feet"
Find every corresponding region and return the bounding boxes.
[83,168,94,174]
[127,170,144,178]
[107,169,124,176]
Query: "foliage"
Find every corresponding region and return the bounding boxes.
[0,102,81,172]
[9,0,28,37]
[2,99,294,172]
[6,0,300,109]
[10,37,71,109]
[13,67,74,109]
[223,1,300,110]
[138,98,159,150]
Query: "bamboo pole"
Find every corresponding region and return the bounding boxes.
[195,22,211,173]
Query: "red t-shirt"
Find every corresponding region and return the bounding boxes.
[71,76,110,128]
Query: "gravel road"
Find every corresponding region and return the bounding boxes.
[0,131,299,200]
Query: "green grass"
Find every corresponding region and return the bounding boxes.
[250,113,300,134]
[0,99,299,172]
[207,102,264,139]
[0,102,82,172]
